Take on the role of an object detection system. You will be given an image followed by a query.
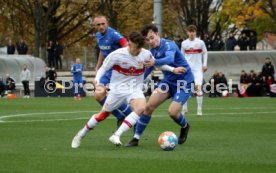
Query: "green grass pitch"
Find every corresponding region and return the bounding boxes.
[0,97,276,173]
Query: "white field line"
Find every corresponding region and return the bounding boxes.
[0,110,276,123]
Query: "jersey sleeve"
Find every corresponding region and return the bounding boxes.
[201,41,208,66]
[101,52,117,71]
[71,65,75,74]
[95,53,116,83]
[144,50,154,62]
[181,41,185,55]
[112,31,125,46]
[155,43,175,66]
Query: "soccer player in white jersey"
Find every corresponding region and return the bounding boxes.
[181,25,208,115]
[71,32,184,148]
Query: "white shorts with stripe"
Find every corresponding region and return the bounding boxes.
[103,89,145,112]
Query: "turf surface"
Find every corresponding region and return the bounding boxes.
[0,97,276,173]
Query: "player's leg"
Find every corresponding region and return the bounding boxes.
[71,93,124,148]
[94,85,125,122]
[194,70,204,115]
[109,94,146,146]
[77,82,83,100]
[95,74,131,124]
[169,83,192,144]
[73,82,79,100]
[195,85,203,115]
[126,87,170,147]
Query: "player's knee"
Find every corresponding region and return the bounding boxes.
[134,106,145,115]
[94,92,103,101]
[167,109,178,118]
[196,90,203,97]
[94,88,106,101]
[145,104,155,115]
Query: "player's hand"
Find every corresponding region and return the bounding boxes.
[202,66,208,73]
[173,67,186,74]
[144,58,155,67]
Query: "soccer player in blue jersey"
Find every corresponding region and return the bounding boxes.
[126,24,194,147]
[71,58,83,101]
[93,15,132,127]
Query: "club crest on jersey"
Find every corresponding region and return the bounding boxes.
[129,66,136,73]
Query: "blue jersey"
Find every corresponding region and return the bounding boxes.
[96,27,124,58]
[149,38,194,86]
[71,63,83,82]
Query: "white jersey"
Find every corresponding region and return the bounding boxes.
[96,47,152,92]
[181,38,207,71]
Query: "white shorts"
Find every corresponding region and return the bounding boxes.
[192,69,203,86]
[103,89,145,112]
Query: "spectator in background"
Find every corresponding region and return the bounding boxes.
[218,72,228,87]
[5,74,16,93]
[238,70,249,97]
[47,41,55,68]
[238,33,249,51]
[46,67,58,97]
[0,77,5,97]
[203,34,213,51]
[261,57,275,81]
[251,71,264,96]
[20,64,31,98]
[173,35,183,50]
[240,70,249,84]
[248,70,256,83]
[47,67,57,82]
[7,39,15,54]
[248,32,257,50]
[54,41,63,70]
[17,39,28,54]
[163,32,169,39]
[265,76,275,96]
[225,33,237,50]
[212,35,224,51]
[246,70,259,96]
[208,70,219,97]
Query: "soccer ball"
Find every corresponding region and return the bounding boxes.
[158,131,178,151]
[222,90,229,97]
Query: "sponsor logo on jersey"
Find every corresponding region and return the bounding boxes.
[99,45,111,50]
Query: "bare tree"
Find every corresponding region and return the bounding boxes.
[172,0,223,38]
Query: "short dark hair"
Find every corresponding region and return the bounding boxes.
[128,31,145,48]
[187,25,197,32]
[141,24,158,37]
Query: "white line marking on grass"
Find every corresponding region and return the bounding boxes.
[0,111,96,122]
[0,111,276,123]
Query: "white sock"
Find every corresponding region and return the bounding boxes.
[197,96,203,110]
[78,115,98,137]
[114,112,139,137]
[182,102,188,110]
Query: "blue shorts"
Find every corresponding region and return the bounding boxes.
[99,69,112,86]
[158,79,192,105]
[73,79,83,85]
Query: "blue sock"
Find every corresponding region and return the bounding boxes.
[173,113,187,128]
[134,114,151,139]
[98,96,125,121]
[117,103,132,116]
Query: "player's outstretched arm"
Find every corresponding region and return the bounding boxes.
[95,51,104,73]
[159,65,186,74]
